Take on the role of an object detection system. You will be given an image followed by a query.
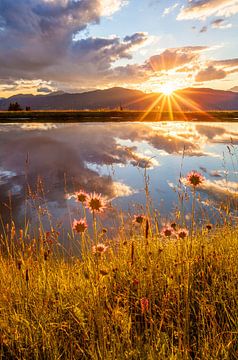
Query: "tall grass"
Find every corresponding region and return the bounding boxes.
[0,181,238,359]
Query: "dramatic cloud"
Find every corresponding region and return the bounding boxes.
[0,0,237,95]
[0,0,148,90]
[2,121,237,226]
[148,46,206,71]
[177,0,238,20]
[195,65,226,81]
[212,58,238,67]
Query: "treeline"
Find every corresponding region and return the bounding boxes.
[8,102,31,111]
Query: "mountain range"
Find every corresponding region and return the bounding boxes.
[0,87,238,111]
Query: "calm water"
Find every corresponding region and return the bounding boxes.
[1,121,238,235]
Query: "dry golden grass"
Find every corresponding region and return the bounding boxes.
[0,215,237,359]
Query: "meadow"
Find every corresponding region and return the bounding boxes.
[0,110,238,123]
[0,172,238,359]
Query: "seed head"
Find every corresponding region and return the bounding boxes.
[206,223,212,231]
[170,222,177,230]
[133,214,146,225]
[140,297,149,314]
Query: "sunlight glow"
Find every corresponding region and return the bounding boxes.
[160,83,177,96]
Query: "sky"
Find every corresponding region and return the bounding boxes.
[0,0,238,97]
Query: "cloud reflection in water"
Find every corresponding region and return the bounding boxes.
[0,121,238,228]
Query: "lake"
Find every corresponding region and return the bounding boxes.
[1,121,238,239]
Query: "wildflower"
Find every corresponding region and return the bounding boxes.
[140,297,149,314]
[92,243,108,255]
[44,249,51,261]
[170,222,177,230]
[177,228,188,239]
[17,259,23,271]
[75,190,88,203]
[161,226,175,237]
[45,230,60,244]
[133,279,139,286]
[133,214,146,225]
[206,223,212,231]
[72,218,88,233]
[186,171,204,187]
[86,192,107,213]
[100,269,109,276]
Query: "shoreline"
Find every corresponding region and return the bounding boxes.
[0,110,238,122]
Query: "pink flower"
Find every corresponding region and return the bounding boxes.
[161,226,175,237]
[177,228,188,239]
[72,218,88,233]
[86,192,107,214]
[140,297,149,314]
[133,214,146,225]
[92,243,108,255]
[186,171,204,187]
[75,190,88,203]
[133,278,139,286]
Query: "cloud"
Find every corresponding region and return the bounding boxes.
[177,0,238,20]
[1,1,238,95]
[196,124,226,138]
[100,0,128,16]
[212,58,238,67]
[163,3,179,16]
[2,121,236,226]
[0,122,175,225]
[0,0,148,90]
[37,87,53,93]
[148,46,206,71]
[0,79,56,94]
[181,176,238,209]
[200,57,238,80]
[195,65,227,82]
[211,18,232,28]
[200,26,208,33]
[199,179,238,209]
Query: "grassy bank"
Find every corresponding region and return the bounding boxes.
[0,110,238,122]
[0,207,238,359]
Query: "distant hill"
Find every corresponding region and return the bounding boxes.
[230,86,238,93]
[0,86,238,111]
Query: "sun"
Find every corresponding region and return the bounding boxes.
[160,83,176,96]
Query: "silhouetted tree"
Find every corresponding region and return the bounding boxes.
[25,106,31,111]
[8,102,22,111]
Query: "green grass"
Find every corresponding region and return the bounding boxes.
[0,110,238,122]
[0,211,238,359]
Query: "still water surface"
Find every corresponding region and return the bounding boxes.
[0,121,238,235]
